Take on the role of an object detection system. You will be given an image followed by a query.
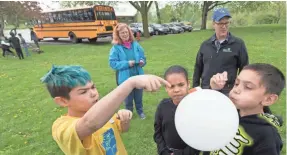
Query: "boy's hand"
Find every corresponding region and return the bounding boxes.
[210,71,228,90]
[116,109,132,123]
[130,75,171,92]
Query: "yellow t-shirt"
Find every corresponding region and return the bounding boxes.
[52,114,128,155]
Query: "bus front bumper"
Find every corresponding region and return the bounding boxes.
[97,33,113,38]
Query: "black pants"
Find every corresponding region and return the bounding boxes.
[15,48,24,59]
[2,48,15,57]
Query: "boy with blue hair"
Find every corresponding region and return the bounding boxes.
[41,65,170,155]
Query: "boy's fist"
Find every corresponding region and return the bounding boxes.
[210,71,228,90]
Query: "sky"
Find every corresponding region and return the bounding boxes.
[39,1,61,11]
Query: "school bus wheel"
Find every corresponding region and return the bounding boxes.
[53,38,58,41]
[69,32,79,43]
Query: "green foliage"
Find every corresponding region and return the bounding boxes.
[255,14,280,24]
[0,1,42,28]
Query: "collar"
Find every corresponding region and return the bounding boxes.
[211,32,231,42]
[209,32,235,44]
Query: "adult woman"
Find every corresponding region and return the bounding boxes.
[109,23,147,119]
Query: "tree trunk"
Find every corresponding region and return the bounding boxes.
[14,14,19,28]
[155,1,161,24]
[141,9,150,37]
[0,16,4,37]
[129,1,153,37]
[201,1,209,30]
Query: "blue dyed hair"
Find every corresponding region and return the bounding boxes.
[40,65,91,99]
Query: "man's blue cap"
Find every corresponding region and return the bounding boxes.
[212,8,231,22]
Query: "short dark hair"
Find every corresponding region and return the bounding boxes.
[164,65,189,81]
[243,63,285,96]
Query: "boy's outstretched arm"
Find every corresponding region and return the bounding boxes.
[76,75,171,140]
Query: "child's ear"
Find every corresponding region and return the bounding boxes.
[262,94,278,106]
[54,97,69,107]
[187,80,191,89]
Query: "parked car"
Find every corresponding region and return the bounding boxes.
[162,23,184,34]
[129,23,154,36]
[149,23,169,35]
[173,22,193,32]
[130,26,141,37]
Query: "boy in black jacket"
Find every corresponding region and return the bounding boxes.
[206,63,284,155]
[154,65,200,155]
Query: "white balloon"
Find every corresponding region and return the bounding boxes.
[175,89,239,151]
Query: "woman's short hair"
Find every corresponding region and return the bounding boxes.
[112,23,135,44]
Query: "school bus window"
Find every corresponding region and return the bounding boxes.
[68,11,72,21]
[52,13,56,22]
[77,10,83,20]
[67,11,72,21]
[57,13,62,22]
[87,10,94,20]
[83,11,88,20]
[44,14,49,23]
[58,13,62,22]
[71,10,77,21]
[62,12,66,22]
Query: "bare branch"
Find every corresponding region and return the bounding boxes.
[129,1,141,11]
[147,1,153,10]
[208,1,230,11]
[208,1,218,11]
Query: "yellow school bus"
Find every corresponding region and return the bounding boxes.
[31,5,117,43]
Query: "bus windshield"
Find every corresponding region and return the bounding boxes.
[94,6,116,20]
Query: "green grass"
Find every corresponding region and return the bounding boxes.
[0,24,285,155]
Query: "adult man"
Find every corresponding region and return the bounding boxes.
[192,8,249,96]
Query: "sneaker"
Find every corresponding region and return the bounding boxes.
[139,113,146,120]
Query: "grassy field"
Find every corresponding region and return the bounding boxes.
[0,24,285,155]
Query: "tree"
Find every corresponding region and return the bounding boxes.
[159,4,175,23]
[60,1,119,8]
[268,1,285,23]
[200,1,230,30]
[226,1,270,13]
[0,1,42,37]
[129,1,153,37]
[154,1,161,24]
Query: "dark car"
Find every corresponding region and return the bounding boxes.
[162,23,184,34]
[149,23,169,35]
[173,22,193,32]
